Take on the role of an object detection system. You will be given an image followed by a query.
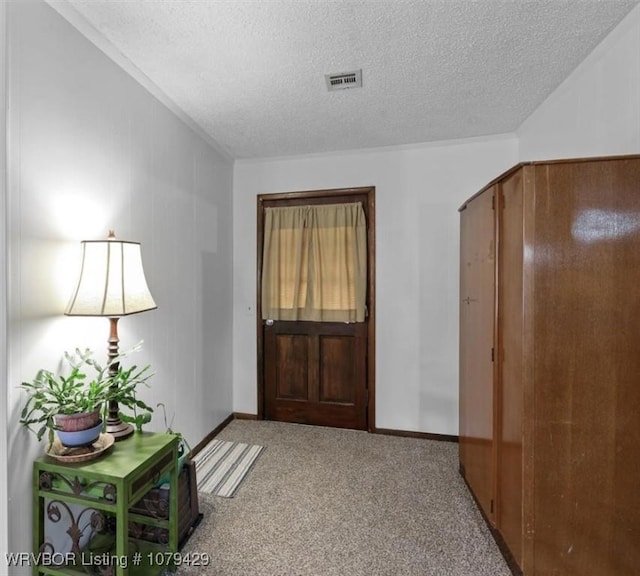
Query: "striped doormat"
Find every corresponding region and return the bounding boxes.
[193,439,265,497]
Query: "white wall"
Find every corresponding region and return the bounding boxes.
[518,3,640,160]
[4,1,233,569]
[0,0,8,565]
[233,136,518,435]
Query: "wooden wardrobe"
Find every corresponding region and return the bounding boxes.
[458,155,640,576]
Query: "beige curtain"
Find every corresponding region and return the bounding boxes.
[262,202,367,322]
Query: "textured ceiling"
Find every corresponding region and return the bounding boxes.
[61,0,638,159]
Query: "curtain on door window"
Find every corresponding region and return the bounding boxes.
[262,202,367,322]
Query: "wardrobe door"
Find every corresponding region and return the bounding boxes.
[459,187,496,522]
[497,170,525,567]
[532,158,640,576]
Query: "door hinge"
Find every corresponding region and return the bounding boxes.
[491,347,495,362]
[490,499,494,514]
[492,195,495,210]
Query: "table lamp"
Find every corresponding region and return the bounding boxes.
[65,230,157,440]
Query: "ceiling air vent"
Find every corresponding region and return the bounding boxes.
[325,69,362,91]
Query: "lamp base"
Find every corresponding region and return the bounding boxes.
[106,420,134,441]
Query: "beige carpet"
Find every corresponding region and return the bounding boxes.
[177,420,510,576]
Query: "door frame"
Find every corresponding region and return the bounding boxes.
[256,186,376,432]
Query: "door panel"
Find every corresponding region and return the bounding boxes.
[265,321,367,429]
[319,336,355,403]
[531,159,640,576]
[459,186,496,523]
[497,170,524,564]
[275,335,308,400]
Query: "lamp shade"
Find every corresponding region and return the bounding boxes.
[65,235,157,317]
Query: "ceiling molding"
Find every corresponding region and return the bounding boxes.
[235,132,518,165]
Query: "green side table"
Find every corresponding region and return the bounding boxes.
[33,432,179,576]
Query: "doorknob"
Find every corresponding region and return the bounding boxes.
[265,319,274,326]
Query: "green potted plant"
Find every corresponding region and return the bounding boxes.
[20,344,154,448]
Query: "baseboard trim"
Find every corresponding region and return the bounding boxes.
[233,412,258,420]
[374,427,459,443]
[190,413,261,458]
[189,413,234,458]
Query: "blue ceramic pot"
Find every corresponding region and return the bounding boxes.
[57,420,103,447]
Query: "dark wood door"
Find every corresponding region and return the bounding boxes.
[264,321,367,429]
[257,188,375,431]
[459,185,496,523]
